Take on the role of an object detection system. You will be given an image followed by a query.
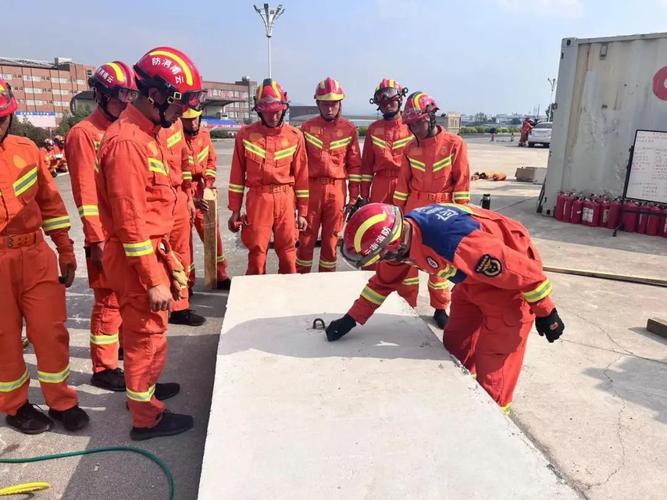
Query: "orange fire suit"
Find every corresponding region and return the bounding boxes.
[348,204,556,410]
[0,135,78,416]
[228,121,309,275]
[97,104,177,428]
[185,127,228,283]
[39,147,56,176]
[161,121,193,312]
[296,116,361,273]
[390,128,471,311]
[66,108,122,373]
[360,116,414,203]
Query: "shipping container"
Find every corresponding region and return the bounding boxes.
[541,32,667,216]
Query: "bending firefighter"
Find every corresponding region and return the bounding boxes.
[296,77,361,273]
[0,79,89,434]
[326,202,565,412]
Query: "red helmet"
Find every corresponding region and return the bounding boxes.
[0,79,17,118]
[254,78,289,113]
[403,91,439,125]
[314,77,345,101]
[134,46,205,110]
[341,203,404,268]
[371,78,408,106]
[88,61,138,103]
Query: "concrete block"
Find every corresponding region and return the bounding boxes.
[198,272,577,500]
[516,166,547,184]
[647,317,667,339]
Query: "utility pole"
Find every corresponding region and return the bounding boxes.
[253,3,285,78]
[547,77,557,121]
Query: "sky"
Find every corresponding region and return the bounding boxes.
[5,0,667,115]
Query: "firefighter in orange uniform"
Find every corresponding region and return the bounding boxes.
[326,203,565,413]
[228,78,309,275]
[40,138,57,177]
[0,79,89,434]
[162,118,206,326]
[181,108,230,289]
[66,61,137,392]
[53,135,68,173]
[97,47,206,440]
[391,91,471,328]
[360,79,413,203]
[296,77,361,273]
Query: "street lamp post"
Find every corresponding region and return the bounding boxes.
[253,3,285,78]
[547,77,557,120]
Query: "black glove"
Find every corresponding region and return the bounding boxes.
[535,308,565,343]
[326,314,356,342]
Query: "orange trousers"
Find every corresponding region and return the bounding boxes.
[86,253,122,373]
[296,178,345,273]
[169,190,192,312]
[369,173,399,204]
[0,238,77,416]
[443,283,533,410]
[189,207,229,285]
[104,239,169,428]
[404,191,452,310]
[241,187,297,275]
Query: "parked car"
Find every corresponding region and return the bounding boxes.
[528,122,552,147]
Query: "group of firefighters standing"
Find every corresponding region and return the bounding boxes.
[0,44,565,441]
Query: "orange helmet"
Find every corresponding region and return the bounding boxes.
[134,46,205,110]
[370,78,408,106]
[341,203,404,268]
[88,61,138,103]
[0,79,17,118]
[254,78,289,113]
[314,77,345,101]
[403,91,439,125]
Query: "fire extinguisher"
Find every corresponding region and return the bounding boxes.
[582,197,600,226]
[621,200,639,232]
[599,198,611,227]
[646,204,661,236]
[661,205,667,238]
[555,192,567,221]
[607,198,622,229]
[637,203,649,234]
[571,196,584,224]
[562,192,574,223]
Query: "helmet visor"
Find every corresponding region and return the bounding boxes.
[180,90,207,111]
[116,87,139,104]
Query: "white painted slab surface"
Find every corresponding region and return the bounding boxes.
[199,272,578,500]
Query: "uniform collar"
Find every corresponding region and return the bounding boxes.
[257,120,284,136]
[89,107,113,130]
[316,115,339,128]
[416,126,442,147]
[124,103,161,136]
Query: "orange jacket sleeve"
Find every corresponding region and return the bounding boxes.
[203,134,217,189]
[228,133,246,212]
[100,140,165,288]
[360,132,374,198]
[392,153,411,209]
[180,142,194,197]
[292,131,309,215]
[452,140,471,204]
[65,127,106,244]
[347,263,412,325]
[346,127,362,200]
[35,154,74,258]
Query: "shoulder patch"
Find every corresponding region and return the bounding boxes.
[426,256,439,269]
[475,254,502,277]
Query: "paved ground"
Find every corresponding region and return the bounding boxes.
[1,135,665,499]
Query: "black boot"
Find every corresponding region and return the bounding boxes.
[130,411,194,441]
[155,382,180,401]
[6,403,53,435]
[216,278,232,291]
[91,368,126,392]
[169,309,206,326]
[434,309,449,329]
[48,406,90,432]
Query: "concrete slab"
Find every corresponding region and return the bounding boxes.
[199,272,577,500]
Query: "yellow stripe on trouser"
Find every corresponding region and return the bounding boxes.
[90,333,119,346]
[453,191,470,201]
[319,259,336,269]
[216,255,225,263]
[523,279,553,303]
[127,384,156,402]
[295,190,309,198]
[402,277,420,286]
[0,369,29,392]
[37,365,70,384]
[361,286,386,306]
[348,174,362,182]
[296,257,312,267]
[428,279,449,290]
[393,191,408,201]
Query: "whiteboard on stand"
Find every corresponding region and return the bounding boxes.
[626,130,667,204]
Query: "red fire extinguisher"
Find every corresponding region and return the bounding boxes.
[582,197,601,226]
[562,192,574,223]
[637,203,649,234]
[646,204,661,236]
[661,205,667,238]
[621,200,639,232]
[555,192,567,221]
[571,196,584,224]
[606,198,622,229]
[599,198,611,227]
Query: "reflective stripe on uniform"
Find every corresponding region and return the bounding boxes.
[437,263,459,280]
[0,369,29,392]
[304,132,323,149]
[329,136,352,150]
[319,259,337,269]
[166,130,182,148]
[127,384,156,402]
[361,174,374,182]
[182,171,193,181]
[78,205,99,218]
[42,215,71,232]
[216,255,225,263]
[274,145,297,161]
[348,174,362,183]
[229,183,245,194]
[432,154,453,172]
[401,277,420,286]
[197,146,209,163]
[295,257,313,267]
[295,189,309,198]
[123,240,154,257]
[393,190,409,201]
[392,136,413,149]
[90,333,119,346]
[243,140,267,158]
[428,279,449,290]
[188,263,196,272]
[13,167,38,196]
[523,279,553,303]
[370,135,386,148]
[453,191,470,202]
[187,155,195,165]
[361,285,386,306]
[204,169,216,178]
[148,157,168,176]
[37,365,70,384]
[502,402,512,415]
[408,157,426,172]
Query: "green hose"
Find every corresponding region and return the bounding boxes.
[0,446,174,499]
